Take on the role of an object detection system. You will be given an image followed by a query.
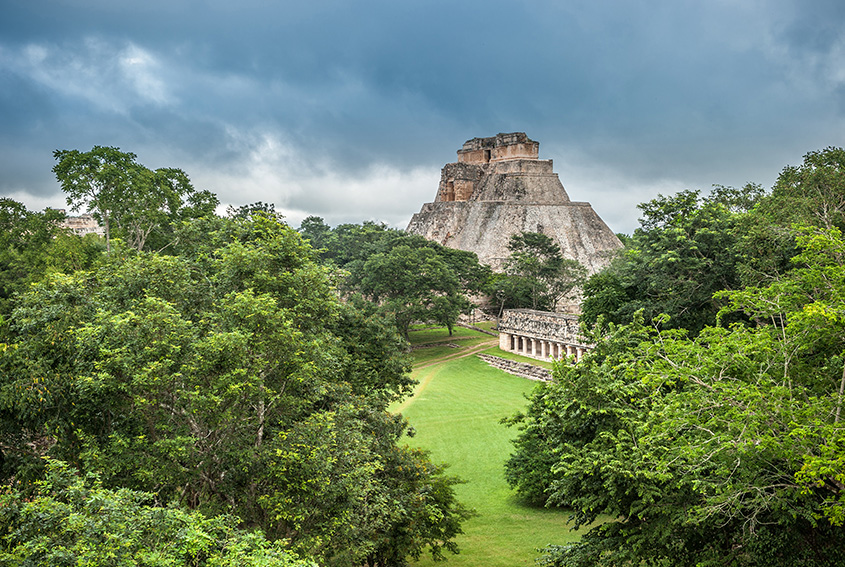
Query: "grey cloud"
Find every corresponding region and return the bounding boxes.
[1,0,844,234]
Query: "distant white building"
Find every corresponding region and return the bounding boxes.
[55,210,105,237]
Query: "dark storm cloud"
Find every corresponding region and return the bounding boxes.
[1,0,844,233]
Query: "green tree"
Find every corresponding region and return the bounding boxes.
[123,166,218,252]
[0,200,62,318]
[580,188,757,334]
[506,228,845,566]
[509,153,845,566]
[0,459,313,567]
[297,219,492,331]
[357,244,468,338]
[0,213,470,566]
[497,232,585,313]
[758,146,845,231]
[734,147,845,288]
[52,146,136,253]
[228,201,280,219]
[297,215,336,256]
[360,246,467,338]
[319,220,400,269]
[262,404,472,567]
[0,199,104,325]
[53,146,218,253]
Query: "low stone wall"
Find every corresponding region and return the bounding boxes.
[477,354,552,382]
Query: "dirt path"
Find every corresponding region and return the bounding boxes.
[393,338,498,414]
[414,338,498,369]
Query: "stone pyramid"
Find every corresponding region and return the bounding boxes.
[406,133,622,273]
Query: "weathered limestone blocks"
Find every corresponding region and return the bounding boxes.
[57,210,105,236]
[458,132,539,164]
[406,132,622,274]
[497,308,591,362]
[476,353,552,382]
[436,162,485,202]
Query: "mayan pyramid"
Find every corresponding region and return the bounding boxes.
[406,132,622,273]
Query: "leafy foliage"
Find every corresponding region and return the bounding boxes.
[494,232,586,314]
[736,147,845,288]
[506,227,845,566]
[757,146,845,231]
[580,187,760,334]
[0,199,104,320]
[262,404,471,567]
[0,211,471,566]
[357,245,468,338]
[508,149,845,565]
[53,146,218,252]
[0,458,313,566]
[298,217,491,338]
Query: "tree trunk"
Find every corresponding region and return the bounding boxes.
[836,358,845,423]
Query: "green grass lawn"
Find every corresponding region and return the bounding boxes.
[394,347,589,567]
[411,345,463,366]
[411,336,495,366]
[469,320,496,332]
[407,324,488,345]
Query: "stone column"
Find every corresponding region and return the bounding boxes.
[540,340,547,358]
[531,338,537,357]
[499,332,511,351]
[575,347,584,361]
[566,345,575,358]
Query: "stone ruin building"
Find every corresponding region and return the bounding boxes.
[498,308,591,362]
[406,132,622,274]
[56,210,105,236]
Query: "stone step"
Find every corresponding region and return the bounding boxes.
[476,354,552,382]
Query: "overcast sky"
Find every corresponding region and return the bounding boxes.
[2,0,844,235]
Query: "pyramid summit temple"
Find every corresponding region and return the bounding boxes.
[406,132,622,274]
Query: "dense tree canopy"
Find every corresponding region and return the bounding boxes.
[298,216,491,337]
[0,205,471,566]
[0,199,104,320]
[0,459,313,567]
[508,229,845,564]
[493,231,586,315]
[506,148,845,566]
[757,146,845,231]
[582,149,845,336]
[53,146,218,253]
[580,186,762,335]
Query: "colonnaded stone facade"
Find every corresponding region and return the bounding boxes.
[498,308,591,362]
[406,132,622,273]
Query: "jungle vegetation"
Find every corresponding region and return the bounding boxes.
[506,147,845,566]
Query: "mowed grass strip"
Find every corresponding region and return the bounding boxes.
[407,325,486,345]
[397,347,587,567]
[411,337,496,367]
